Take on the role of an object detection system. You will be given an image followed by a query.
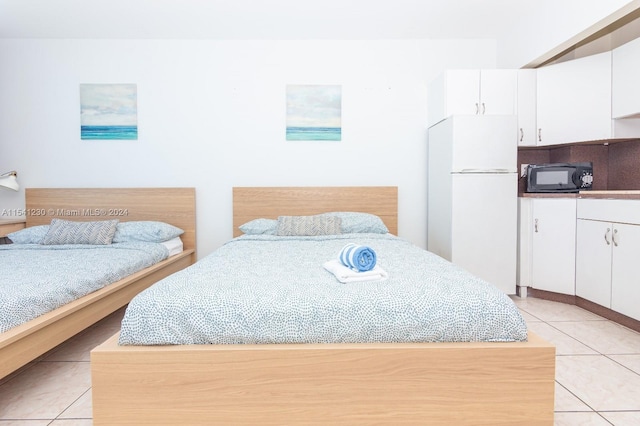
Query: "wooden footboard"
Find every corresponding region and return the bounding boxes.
[91,332,555,425]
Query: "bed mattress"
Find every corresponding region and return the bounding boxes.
[119,234,527,345]
[0,242,169,333]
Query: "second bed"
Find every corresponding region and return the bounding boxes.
[92,186,555,425]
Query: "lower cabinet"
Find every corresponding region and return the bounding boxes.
[611,223,640,321]
[576,199,640,321]
[518,198,576,294]
[519,197,640,322]
[575,219,614,307]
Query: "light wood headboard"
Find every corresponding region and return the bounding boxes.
[232,186,398,237]
[25,188,196,251]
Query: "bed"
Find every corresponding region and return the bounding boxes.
[0,187,196,380]
[91,186,555,425]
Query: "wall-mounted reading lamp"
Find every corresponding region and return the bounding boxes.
[0,171,19,191]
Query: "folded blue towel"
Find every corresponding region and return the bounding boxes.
[339,243,377,272]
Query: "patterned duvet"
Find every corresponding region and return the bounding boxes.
[0,242,169,333]
[119,234,527,345]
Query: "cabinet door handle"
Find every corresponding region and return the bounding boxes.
[482,103,486,114]
[520,128,524,142]
[604,228,611,245]
[475,103,479,115]
[534,218,539,233]
[613,228,619,247]
[538,128,542,142]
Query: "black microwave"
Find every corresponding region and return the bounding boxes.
[526,162,593,193]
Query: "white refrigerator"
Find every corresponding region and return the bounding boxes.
[427,115,518,294]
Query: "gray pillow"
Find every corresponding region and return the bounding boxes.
[276,215,342,236]
[42,218,119,245]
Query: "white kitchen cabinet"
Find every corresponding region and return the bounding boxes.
[517,198,532,291]
[536,52,612,145]
[529,198,577,294]
[517,69,537,147]
[575,219,613,307]
[427,69,517,127]
[612,36,640,119]
[576,199,640,321]
[610,222,640,320]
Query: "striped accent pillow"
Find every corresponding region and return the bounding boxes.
[276,215,342,236]
[42,218,119,245]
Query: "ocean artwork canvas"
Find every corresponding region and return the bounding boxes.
[286,85,341,141]
[80,84,138,140]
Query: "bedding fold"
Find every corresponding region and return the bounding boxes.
[323,259,388,283]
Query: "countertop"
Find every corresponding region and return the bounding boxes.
[521,190,640,200]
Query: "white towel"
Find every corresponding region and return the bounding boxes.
[323,259,388,283]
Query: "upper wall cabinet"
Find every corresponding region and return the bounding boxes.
[517,69,537,146]
[536,51,612,146]
[612,36,640,119]
[427,69,517,127]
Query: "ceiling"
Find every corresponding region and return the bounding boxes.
[0,0,522,40]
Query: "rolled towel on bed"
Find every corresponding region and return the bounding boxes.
[323,260,388,283]
[339,243,377,272]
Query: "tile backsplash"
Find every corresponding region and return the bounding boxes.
[517,140,640,193]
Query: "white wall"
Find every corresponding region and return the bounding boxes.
[0,38,496,257]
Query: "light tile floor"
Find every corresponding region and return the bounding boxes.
[1,298,640,425]
[513,297,640,426]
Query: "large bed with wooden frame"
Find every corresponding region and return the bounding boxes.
[0,187,196,380]
[91,186,555,425]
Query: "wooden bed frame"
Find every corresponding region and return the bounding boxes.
[0,187,196,380]
[91,186,555,425]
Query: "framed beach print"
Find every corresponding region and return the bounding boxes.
[286,84,341,141]
[80,84,138,140]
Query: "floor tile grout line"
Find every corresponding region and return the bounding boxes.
[603,353,640,379]
[597,409,640,412]
[54,386,92,421]
[0,419,56,422]
[518,312,605,323]
[516,308,544,322]
[554,379,601,414]
[544,321,606,355]
[543,319,608,358]
[597,412,617,425]
[0,362,37,387]
[543,319,640,365]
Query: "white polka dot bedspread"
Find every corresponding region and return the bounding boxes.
[0,242,169,333]
[118,234,527,345]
